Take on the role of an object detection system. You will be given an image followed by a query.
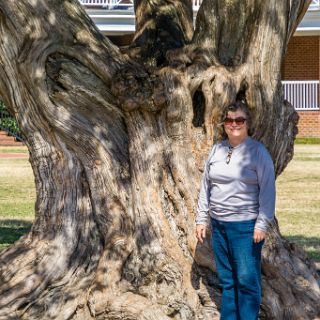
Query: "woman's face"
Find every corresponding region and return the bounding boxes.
[223,109,248,141]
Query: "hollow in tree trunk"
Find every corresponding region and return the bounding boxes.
[0,0,319,319]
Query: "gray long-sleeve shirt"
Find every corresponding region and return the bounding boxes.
[196,137,275,231]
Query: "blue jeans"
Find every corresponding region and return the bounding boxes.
[211,218,264,320]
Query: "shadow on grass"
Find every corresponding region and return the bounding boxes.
[284,235,320,263]
[0,219,32,251]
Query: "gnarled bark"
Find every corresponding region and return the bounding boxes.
[0,0,319,319]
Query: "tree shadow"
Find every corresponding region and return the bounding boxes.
[283,235,320,263]
[191,228,222,316]
[0,219,32,251]
[191,260,221,316]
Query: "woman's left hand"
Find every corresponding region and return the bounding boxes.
[253,229,266,243]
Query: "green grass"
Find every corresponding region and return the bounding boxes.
[0,155,35,250]
[0,220,32,251]
[0,144,319,264]
[276,144,320,262]
[0,146,28,153]
[295,137,320,144]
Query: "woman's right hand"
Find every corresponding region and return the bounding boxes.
[196,224,206,244]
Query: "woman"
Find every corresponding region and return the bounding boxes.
[195,101,275,320]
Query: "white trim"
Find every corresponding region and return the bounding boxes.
[97,25,135,33]
[295,108,320,111]
[294,9,320,35]
[283,81,320,84]
[295,30,320,36]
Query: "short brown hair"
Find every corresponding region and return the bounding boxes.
[218,101,252,140]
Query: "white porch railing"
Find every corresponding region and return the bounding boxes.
[78,0,203,10]
[282,81,319,110]
[78,0,133,8]
[78,0,318,11]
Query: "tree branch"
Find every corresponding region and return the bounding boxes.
[130,0,193,66]
[193,0,311,67]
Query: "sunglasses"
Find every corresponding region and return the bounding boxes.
[224,117,247,125]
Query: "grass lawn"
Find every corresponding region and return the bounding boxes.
[0,154,35,251]
[0,146,29,154]
[0,145,319,264]
[276,144,320,262]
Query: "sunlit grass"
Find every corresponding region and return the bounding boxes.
[0,146,28,153]
[276,144,320,262]
[0,158,35,219]
[0,154,35,250]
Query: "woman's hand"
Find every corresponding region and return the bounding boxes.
[253,229,266,243]
[196,224,206,244]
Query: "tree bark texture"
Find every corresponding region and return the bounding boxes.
[0,0,319,319]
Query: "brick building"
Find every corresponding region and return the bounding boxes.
[281,5,320,137]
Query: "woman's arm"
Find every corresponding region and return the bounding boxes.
[195,145,216,242]
[255,144,276,232]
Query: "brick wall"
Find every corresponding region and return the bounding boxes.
[108,34,134,47]
[282,36,319,80]
[297,111,320,137]
[282,36,320,138]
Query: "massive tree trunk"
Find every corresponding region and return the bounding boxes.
[0,0,319,319]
